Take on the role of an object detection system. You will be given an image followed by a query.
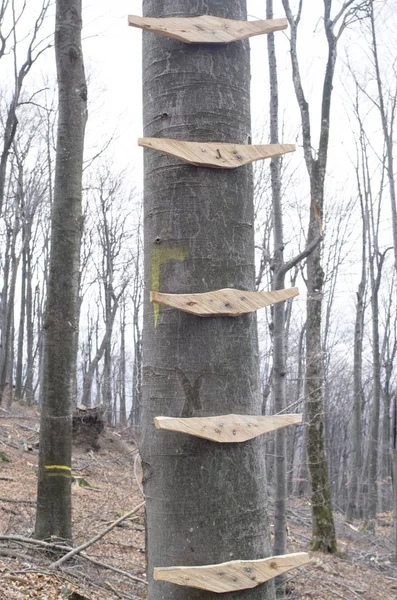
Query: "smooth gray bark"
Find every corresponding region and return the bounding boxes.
[266,0,287,584]
[141,1,275,599]
[35,0,87,541]
[281,0,366,553]
[346,186,366,523]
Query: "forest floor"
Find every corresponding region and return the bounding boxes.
[1,404,397,600]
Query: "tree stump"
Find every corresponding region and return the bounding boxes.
[72,404,105,451]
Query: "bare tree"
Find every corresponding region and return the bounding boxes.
[80,169,132,418]
[368,1,397,273]
[281,0,370,553]
[0,0,51,217]
[346,123,368,522]
[35,0,87,541]
[265,0,322,581]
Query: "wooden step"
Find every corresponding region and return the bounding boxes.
[150,287,299,317]
[128,15,287,44]
[154,414,302,443]
[138,138,295,169]
[154,552,310,593]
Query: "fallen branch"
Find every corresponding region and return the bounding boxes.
[0,534,147,586]
[105,581,141,600]
[105,581,124,599]
[50,500,145,568]
[66,551,148,585]
[0,497,36,505]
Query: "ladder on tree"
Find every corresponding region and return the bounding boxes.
[130,12,309,595]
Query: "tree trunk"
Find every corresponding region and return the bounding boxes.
[392,392,397,558]
[305,193,336,552]
[15,245,27,401]
[0,211,20,401]
[346,198,366,522]
[140,1,275,599]
[282,0,343,553]
[266,0,287,585]
[24,249,34,405]
[369,4,397,273]
[119,297,127,426]
[292,323,308,498]
[367,263,382,528]
[35,0,87,542]
[103,337,112,424]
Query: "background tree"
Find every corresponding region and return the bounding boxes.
[35,0,87,541]
[265,0,322,583]
[281,0,369,553]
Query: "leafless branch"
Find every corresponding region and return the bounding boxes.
[280,234,323,278]
[50,500,145,568]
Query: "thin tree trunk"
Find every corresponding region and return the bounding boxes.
[24,250,34,406]
[346,180,367,523]
[0,212,20,400]
[7,311,14,408]
[103,338,112,424]
[367,261,383,528]
[141,1,275,598]
[15,245,27,401]
[266,0,287,584]
[369,4,397,273]
[292,323,308,497]
[35,0,87,542]
[119,297,127,426]
[282,0,351,553]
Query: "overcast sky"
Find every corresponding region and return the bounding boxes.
[2,0,395,321]
[80,1,313,180]
[78,1,393,319]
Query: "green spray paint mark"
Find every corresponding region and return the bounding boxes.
[152,246,189,327]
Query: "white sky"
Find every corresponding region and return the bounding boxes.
[2,0,395,336]
[75,1,397,333]
[81,0,309,182]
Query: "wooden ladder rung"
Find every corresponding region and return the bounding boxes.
[154,552,310,592]
[154,414,303,442]
[128,15,288,44]
[150,287,299,317]
[138,138,295,169]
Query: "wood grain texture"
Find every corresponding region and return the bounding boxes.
[154,552,310,592]
[150,287,299,317]
[154,414,303,442]
[138,138,295,169]
[128,15,287,43]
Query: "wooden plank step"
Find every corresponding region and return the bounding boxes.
[150,287,299,317]
[128,15,287,44]
[154,414,302,442]
[138,138,295,169]
[154,552,310,593]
